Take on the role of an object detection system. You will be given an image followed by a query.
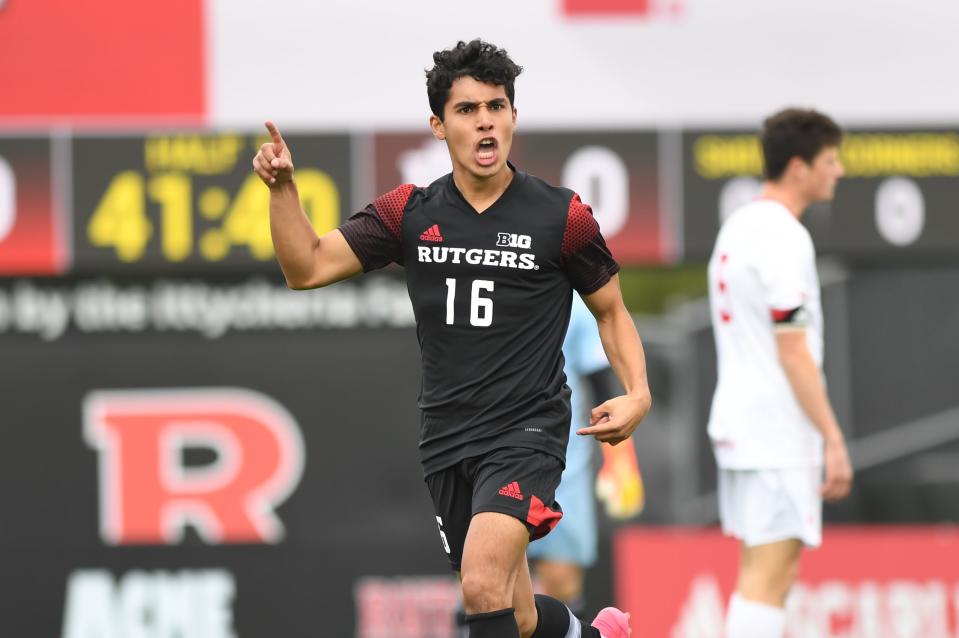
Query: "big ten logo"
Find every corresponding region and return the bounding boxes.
[83,388,305,545]
[561,146,629,238]
[496,232,532,249]
[62,569,237,638]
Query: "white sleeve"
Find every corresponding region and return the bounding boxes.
[758,231,808,313]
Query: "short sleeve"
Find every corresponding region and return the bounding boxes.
[338,184,414,272]
[561,194,620,294]
[758,230,809,314]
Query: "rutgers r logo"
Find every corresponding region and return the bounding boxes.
[496,232,532,249]
[83,388,305,546]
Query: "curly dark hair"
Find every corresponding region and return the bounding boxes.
[761,108,843,181]
[426,39,523,120]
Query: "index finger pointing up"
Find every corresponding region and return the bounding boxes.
[265,120,285,154]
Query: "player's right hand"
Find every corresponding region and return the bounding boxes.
[253,121,294,187]
[821,437,853,501]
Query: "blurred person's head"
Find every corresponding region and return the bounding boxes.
[762,108,844,204]
[426,40,522,182]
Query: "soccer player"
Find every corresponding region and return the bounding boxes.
[253,40,651,638]
[527,294,644,617]
[706,108,854,638]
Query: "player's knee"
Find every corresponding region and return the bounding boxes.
[460,572,511,613]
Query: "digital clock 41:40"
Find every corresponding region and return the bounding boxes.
[86,169,339,264]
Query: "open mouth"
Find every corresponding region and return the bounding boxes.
[475,137,498,165]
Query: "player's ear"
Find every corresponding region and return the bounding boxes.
[430,114,446,141]
[786,155,808,180]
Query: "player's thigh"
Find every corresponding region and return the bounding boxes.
[424,463,475,572]
[741,537,804,577]
[462,511,530,578]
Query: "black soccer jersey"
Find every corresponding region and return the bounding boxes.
[339,166,619,475]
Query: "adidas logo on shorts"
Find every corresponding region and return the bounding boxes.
[498,481,524,500]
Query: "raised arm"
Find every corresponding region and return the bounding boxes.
[577,276,652,445]
[253,121,362,289]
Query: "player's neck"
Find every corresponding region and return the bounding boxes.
[452,165,514,213]
[760,182,808,219]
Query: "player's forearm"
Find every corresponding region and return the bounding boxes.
[778,344,845,445]
[269,180,321,289]
[595,305,650,401]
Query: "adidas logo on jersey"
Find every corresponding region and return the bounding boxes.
[498,481,524,500]
[419,224,443,242]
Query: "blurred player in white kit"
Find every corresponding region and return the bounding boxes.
[706,108,854,638]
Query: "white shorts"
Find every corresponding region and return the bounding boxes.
[718,467,822,548]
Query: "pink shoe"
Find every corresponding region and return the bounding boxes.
[591,606,632,637]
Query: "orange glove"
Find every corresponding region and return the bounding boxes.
[595,440,644,520]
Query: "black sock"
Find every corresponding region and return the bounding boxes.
[465,607,519,638]
[530,594,601,638]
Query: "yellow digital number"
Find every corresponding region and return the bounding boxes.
[202,168,340,262]
[297,169,340,235]
[148,173,192,262]
[207,173,273,261]
[87,171,152,262]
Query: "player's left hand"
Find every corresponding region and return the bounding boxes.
[576,392,651,445]
[821,437,853,501]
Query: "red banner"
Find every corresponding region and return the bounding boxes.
[616,526,959,637]
[0,0,205,124]
[563,0,651,15]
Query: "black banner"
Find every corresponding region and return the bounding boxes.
[0,274,460,636]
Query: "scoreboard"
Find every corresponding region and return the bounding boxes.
[1,127,959,277]
[682,129,959,260]
[71,133,352,274]
[0,132,352,276]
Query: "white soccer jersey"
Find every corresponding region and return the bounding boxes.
[707,199,824,468]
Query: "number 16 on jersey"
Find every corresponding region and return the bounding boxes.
[445,278,495,327]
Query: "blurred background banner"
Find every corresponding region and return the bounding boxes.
[0,285,438,636]
[0,0,205,125]
[1,1,958,636]
[616,527,959,637]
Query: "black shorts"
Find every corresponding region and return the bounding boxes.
[424,446,565,571]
